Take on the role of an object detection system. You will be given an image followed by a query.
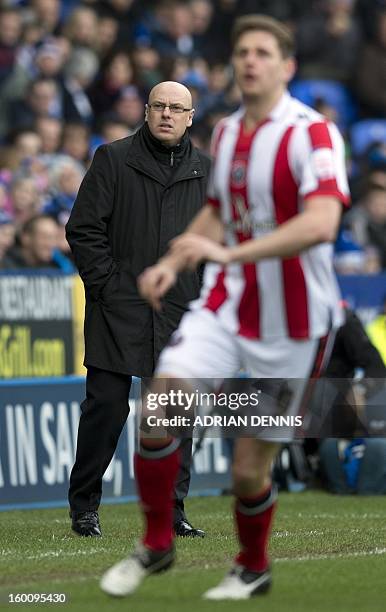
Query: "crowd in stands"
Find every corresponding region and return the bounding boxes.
[0,0,385,274]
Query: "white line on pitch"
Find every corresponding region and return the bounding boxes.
[275,547,386,563]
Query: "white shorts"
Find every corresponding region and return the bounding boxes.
[157,308,330,379]
[156,308,334,440]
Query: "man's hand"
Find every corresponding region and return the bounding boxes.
[138,261,177,311]
[170,234,230,269]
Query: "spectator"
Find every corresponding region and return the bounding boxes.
[31,0,62,36]
[189,0,214,60]
[113,85,144,131]
[195,0,237,63]
[61,122,91,166]
[94,13,119,60]
[333,227,382,274]
[62,6,99,52]
[0,145,20,175]
[35,116,62,154]
[350,186,386,269]
[44,155,85,226]
[0,178,11,215]
[8,77,61,133]
[94,0,143,48]
[0,211,16,267]
[63,47,99,125]
[181,70,208,106]
[295,0,362,83]
[87,50,134,116]
[151,0,195,60]
[8,127,43,160]
[354,7,386,117]
[356,0,386,40]
[363,187,386,268]
[2,214,73,271]
[235,0,311,22]
[33,37,66,80]
[0,7,22,83]
[98,113,132,143]
[131,44,163,94]
[9,176,41,228]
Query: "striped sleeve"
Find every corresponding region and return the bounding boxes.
[291,121,351,207]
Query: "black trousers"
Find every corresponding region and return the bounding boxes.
[68,367,192,522]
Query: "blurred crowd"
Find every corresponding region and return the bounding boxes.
[0,0,385,274]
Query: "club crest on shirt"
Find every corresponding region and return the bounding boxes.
[231,160,247,187]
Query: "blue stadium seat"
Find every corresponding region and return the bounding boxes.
[289,79,358,131]
[350,119,386,158]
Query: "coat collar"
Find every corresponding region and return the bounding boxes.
[125,124,204,186]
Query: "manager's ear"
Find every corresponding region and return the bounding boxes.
[187,108,195,127]
[145,103,149,121]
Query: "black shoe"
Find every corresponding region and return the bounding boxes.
[174,518,205,538]
[70,510,102,537]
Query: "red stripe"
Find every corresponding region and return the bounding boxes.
[273,126,309,338]
[304,186,350,207]
[207,196,220,209]
[205,269,227,312]
[232,121,264,338]
[308,122,333,150]
[238,263,260,338]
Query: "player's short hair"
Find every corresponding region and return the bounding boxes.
[231,14,295,59]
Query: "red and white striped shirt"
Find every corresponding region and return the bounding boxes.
[197,92,350,340]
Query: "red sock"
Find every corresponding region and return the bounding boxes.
[134,442,180,551]
[234,486,277,572]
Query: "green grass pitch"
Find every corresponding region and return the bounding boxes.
[1,491,386,611]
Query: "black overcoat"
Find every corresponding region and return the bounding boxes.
[66,125,211,376]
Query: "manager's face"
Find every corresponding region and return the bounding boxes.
[145,82,194,146]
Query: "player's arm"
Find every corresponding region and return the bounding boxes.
[170,196,342,268]
[226,195,342,263]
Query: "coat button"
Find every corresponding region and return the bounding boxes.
[193,170,198,175]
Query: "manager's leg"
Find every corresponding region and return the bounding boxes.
[174,437,205,537]
[69,366,132,535]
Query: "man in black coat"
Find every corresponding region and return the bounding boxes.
[66,81,210,538]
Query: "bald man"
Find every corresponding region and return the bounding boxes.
[66,81,211,539]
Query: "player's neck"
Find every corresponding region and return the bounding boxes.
[242,87,285,131]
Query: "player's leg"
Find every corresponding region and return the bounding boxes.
[204,333,333,600]
[204,438,279,600]
[100,309,239,597]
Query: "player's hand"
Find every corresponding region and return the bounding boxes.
[170,234,230,269]
[138,262,177,311]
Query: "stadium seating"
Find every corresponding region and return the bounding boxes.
[350,119,386,158]
[289,78,358,131]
